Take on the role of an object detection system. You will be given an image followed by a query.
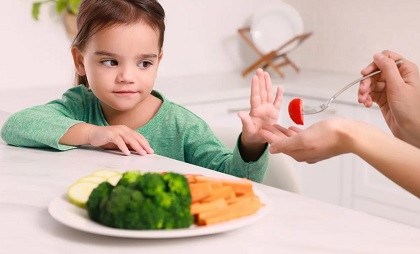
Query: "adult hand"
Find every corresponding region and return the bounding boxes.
[259,118,352,163]
[358,50,420,148]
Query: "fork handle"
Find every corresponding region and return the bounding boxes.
[331,59,403,101]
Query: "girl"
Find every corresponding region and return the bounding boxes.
[1,0,282,183]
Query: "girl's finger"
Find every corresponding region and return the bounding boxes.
[273,86,283,110]
[257,69,267,102]
[250,74,261,107]
[133,133,154,154]
[113,136,131,156]
[264,71,273,103]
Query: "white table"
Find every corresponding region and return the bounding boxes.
[1,111,420,253]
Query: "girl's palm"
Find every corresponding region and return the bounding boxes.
[238,69,282,144]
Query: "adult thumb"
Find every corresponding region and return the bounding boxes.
[373,53,404,90]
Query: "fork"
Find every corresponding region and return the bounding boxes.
[302,59,403,115]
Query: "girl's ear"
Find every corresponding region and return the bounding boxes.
[158,50,163,64]
[71,47,86,76]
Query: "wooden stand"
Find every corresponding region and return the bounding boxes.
[238,27,312,78]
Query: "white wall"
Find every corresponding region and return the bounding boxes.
[2,0,420,92]
[0,0,281,92]
[1,0,74,91]
[285,0,420,74]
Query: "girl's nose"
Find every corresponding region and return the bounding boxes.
[116,65,135,84]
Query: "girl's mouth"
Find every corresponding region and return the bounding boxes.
[114,90,136,96]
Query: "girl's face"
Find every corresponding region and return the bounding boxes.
[72,21,162,113]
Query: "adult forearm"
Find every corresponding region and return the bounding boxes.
[347,121,420,198]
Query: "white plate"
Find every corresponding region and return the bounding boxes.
[250,3,303,55]
[48,190,270,239]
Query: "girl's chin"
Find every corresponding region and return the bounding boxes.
[102,101,140,113]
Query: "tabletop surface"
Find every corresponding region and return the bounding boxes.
[1,111,420,253]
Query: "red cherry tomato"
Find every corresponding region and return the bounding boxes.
[288,98,304,125]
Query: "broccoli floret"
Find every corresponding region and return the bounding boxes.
[86,171,193,230]
[163,172,191,197]
[98,186,146,229]
[161,193,194,229]
[137,172,167,196]
[136,198,166,229]
[86,181,114,222]
[116,170,141,188]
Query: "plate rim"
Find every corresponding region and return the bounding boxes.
[250,2,304,54]
[48,186,271,239]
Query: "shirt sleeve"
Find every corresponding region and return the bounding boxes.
[0,87,88,150]
[184,121,269,183]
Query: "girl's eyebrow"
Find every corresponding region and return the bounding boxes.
[94,51,158,59]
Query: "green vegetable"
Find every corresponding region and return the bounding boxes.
[86,181,114,221]
[86,171,194,230]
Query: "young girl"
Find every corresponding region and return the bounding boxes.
[1,0,282,183]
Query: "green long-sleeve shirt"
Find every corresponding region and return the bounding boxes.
[1,86,269,182]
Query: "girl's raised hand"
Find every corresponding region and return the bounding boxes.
[87,125,154,156]
[237,68,282,146]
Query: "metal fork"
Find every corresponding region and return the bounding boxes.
[303,59,403,115]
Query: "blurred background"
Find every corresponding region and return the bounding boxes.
[1,0,420,91]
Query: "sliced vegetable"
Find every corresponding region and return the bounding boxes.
[67,182,99,208]
[91,169,121,178]
[288,98,304,125]
[67,169,122,208]
[107,174,122,186]
[77,175,107,184]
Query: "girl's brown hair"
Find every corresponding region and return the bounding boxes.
[71,0,166,87]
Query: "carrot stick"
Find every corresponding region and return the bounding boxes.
[189,182,213,203]
[190,198,228,215]
[226,194,261,205]
[200,186,236,202]
[199,204,261,226]
[197,197,263,225]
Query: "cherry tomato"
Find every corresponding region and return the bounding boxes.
[288,98,304,125]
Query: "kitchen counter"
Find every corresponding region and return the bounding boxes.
[0,109,419,253]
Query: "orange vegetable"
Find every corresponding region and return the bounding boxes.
[187,175,264,226]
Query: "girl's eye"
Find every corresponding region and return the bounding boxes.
[138,61,152,69]
[101,60,118,67]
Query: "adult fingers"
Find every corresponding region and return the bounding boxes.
[360,50,402,74]
[372,52,405,91]
[269,133,304,155]
[288,126,303,133]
